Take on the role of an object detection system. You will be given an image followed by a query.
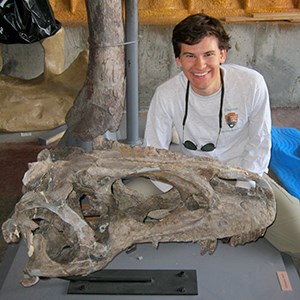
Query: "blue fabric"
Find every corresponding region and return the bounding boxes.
[269,126,300,201]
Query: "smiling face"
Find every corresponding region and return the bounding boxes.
[175,35,227,96]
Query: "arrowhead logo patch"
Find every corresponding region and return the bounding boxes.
[225,112,238,128]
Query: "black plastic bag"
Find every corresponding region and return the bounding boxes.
[0,0,61,44]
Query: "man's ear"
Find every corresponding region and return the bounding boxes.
[220,49,227,64]
[175,57,182,68]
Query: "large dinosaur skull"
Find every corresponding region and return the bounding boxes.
[2,138,276,286]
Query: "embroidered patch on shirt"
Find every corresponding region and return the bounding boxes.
[225,112,238,128]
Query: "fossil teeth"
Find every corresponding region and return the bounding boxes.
[199,239,218,255]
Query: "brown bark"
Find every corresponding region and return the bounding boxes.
[66,0,125,140]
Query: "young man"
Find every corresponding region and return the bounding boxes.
[144,13,300,260]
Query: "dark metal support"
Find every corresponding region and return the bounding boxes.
[67,269,198,295]
[125,0,140,145]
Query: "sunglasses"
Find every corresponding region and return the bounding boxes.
[183,140,217,152]
[182,69,224,152]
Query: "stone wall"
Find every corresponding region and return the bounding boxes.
[1,22,300,109]
[138,22,300,109]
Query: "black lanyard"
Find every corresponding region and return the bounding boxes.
[182,69,224,131]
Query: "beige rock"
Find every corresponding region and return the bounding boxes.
[0,50,88,132]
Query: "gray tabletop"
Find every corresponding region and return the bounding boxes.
[0,238,299,300]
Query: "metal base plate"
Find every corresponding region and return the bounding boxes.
[67,269,198,295]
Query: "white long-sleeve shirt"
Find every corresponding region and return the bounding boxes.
[144,64,272,176]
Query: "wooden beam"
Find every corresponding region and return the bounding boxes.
[223,12,300,23]
[252,12,300,20]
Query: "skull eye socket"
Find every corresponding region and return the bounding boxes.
[122,177,167,196]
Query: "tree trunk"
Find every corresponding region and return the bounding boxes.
[66,0,125,141]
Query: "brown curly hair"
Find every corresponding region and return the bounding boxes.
[172,13,231,58]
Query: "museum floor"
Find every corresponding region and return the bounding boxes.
[0,107,300,274]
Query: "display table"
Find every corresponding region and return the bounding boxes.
[0,238,299,300]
